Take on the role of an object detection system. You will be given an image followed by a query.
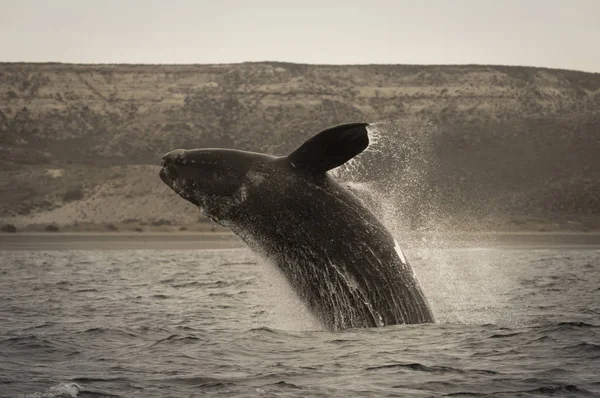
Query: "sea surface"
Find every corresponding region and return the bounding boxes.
[0,234,599,397]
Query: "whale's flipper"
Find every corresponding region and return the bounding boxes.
[287,123,369,173]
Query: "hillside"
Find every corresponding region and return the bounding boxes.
[1,62,599,231]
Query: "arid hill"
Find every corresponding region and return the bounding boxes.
[1,62,599,231]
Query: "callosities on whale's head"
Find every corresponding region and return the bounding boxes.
[159,148,274,221]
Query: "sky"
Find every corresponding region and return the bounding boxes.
[1,0,599,73]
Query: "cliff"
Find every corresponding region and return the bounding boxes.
[1,62,599,231]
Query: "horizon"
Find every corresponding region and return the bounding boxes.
[2,0,600,73]
[2,60,599,75]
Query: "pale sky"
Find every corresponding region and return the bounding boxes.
[1,0,599,72]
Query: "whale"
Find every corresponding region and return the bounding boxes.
[159,123,434,330]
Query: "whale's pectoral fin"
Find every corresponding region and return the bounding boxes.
[287,123,369,173]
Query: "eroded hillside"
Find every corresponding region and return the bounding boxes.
[1,62,599,230]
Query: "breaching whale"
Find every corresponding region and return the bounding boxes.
[160,123,434,330]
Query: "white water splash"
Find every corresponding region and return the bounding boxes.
[331,119,443,235]
[17,382,83,398]
[252,253,323,331]
[330,118,513,325]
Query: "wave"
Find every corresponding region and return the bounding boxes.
[365,362,497,375]
[208,292,235,297]
[247,326,280,334]
[74,288,99,293]
[244,326,310,340]
[149,334,205,347]
[21,322,56,331]
[1,335,55,349]
[71,377,127,383]
[194,381,236,390]
[76,327,139,339]
[269,380,302,389]
[563,342,600,354]
[489,332,523,338]
[519,384,593,397]
[16,382,83,398]
[171,279,252,288]
[531,321,599,335]
[220,261,257,267]
[153,375,232,387]
[445,384,593,397]
[555,321,597,328]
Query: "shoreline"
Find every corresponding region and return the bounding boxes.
[1,231,600,251]
[0,232,244,251]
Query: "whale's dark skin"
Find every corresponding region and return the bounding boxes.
[160,123,434,330]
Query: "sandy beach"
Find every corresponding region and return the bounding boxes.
[0,232,244,250]
[1,231,600,251]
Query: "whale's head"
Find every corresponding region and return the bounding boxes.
[160,123,369,221]
[160,148,275,219]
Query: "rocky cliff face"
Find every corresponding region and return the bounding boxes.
[1,62,599,230]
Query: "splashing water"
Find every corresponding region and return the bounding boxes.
[331,118,443,236]
[252,252,323,331]
[330,118,512,325]
[16,382,83,398]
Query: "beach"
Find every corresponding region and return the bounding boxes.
[1,231,600,251]
[0,232,244,251]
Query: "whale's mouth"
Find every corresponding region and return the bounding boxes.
[159,164,178,187]
[158,161,179,191]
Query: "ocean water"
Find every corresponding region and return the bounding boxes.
[0,242,599,397]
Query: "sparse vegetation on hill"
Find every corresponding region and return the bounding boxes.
[1,224,16,233]
[0,62,599,231]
